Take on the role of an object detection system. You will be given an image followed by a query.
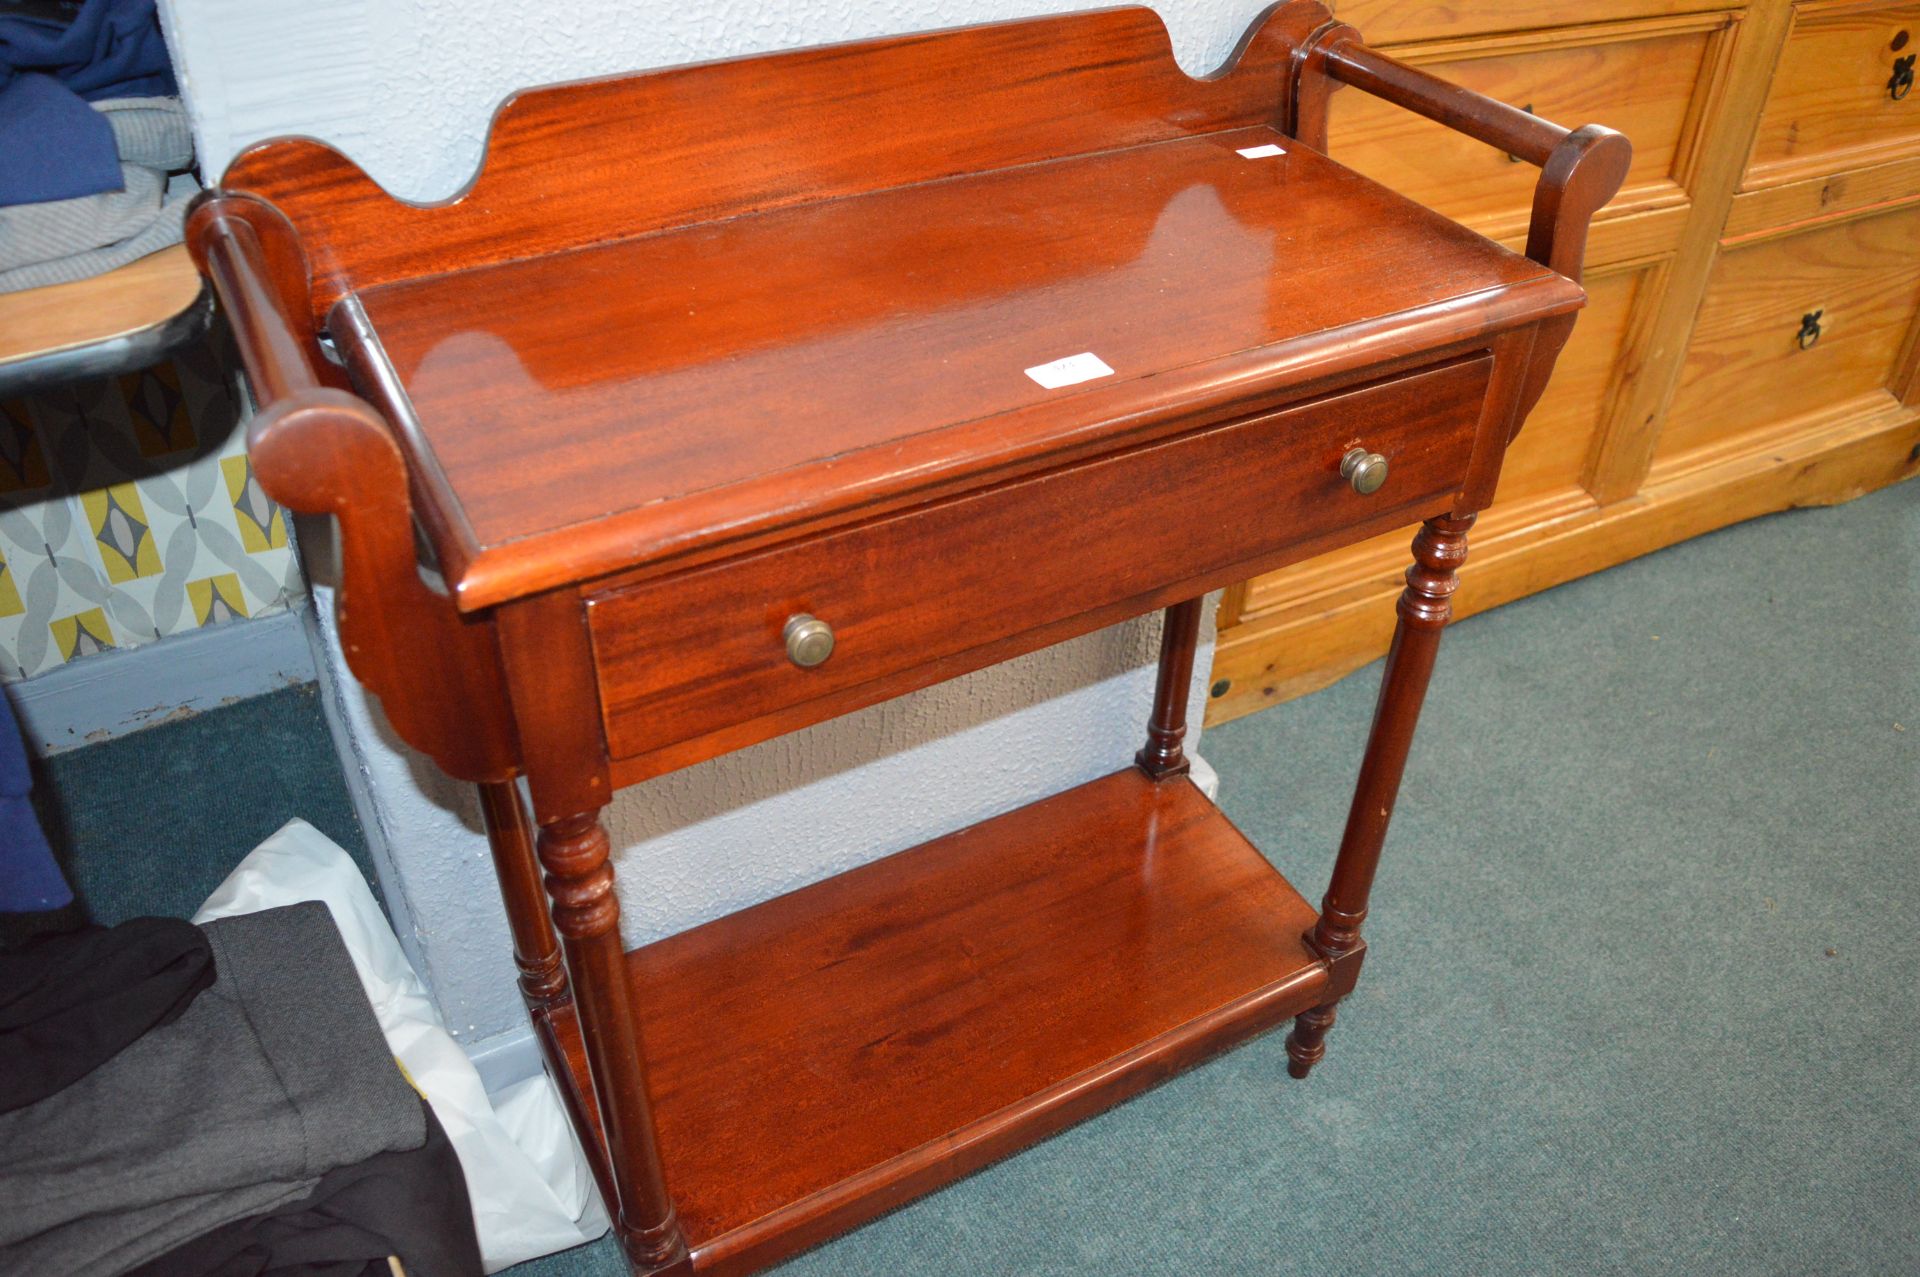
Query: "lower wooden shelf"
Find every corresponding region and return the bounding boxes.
[543,767,1327,1276]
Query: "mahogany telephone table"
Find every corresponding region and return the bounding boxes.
[186,5,1628,1272]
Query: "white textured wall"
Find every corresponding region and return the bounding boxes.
[159,0,1248,1063]
[161,0,1276,200]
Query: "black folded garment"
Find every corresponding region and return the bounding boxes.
[131,1095,483,1277]
[0,902,428,1277]
[0,914,214,1113]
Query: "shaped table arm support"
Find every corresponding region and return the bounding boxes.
[186,193,522,784]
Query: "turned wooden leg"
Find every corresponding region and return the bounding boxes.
[1285,1003,1338,1079]
[1136,596,1205,779]
[1289,513,1472,1079]
[477,780,567,1007]
[539,810,689,1274]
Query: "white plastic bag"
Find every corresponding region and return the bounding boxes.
[194,819,611,1272]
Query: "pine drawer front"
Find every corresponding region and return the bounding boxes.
[589,357,1492,769]
[1328,0,1738,45]
[1657,203,1920,463]
[1325,15,1729,250]
[1493,264,1651,506]
[1746,1,1920,188]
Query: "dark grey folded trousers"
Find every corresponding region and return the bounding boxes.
[0,902,427,1277]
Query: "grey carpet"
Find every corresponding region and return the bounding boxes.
[19,683,370,935]
[511,479,1919,1276]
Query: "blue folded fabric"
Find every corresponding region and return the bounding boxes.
[0,0,177,208]
[0,0,177,100]
[0,690,69,913]
[0,71,119,205]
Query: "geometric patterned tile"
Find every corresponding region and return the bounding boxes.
[51,606,115,660]
[0,547,23,618]
[221,454,287,553]
[84,481,162,583]
[187,571,250,625]
[120,361,196,457]
[0,399,51,493]
[0,328,306,681]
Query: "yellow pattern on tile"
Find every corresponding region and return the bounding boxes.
[187,573,250,626]
[221,455,288,553]
[0,401,51,494]
[83,481,162,583]
[121,363,196,457]
[0,550,23,619]
[0,343,304,682]
[51,608,115,661]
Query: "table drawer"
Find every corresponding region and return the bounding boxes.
[1746,2,1920,187]
[589,357,1491,766]
[1659,202,1920,461]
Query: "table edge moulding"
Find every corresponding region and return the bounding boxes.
[183,5,1629,1274]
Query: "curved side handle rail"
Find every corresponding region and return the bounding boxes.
[1281,9,1631,432]
[187,193,521,783]
[1289,24,1631,286]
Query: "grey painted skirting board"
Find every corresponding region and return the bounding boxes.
[7,607,318,756]
[466,1027,547,1096]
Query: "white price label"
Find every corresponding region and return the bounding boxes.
[1024,351,1115,390]
[1236,143,1287,159]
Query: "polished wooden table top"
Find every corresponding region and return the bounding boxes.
[351,128,1580,609]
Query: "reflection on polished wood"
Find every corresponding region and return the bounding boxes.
[352,132,1566,609]
[188,4,1625,1271]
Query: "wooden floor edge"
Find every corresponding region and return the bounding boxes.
[1207,403,1920,724]
[0,244,204,365]
[695,963,1330,1277]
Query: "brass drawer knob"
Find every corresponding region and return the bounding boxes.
[1340,447,1389,495]
[784,613,835,668]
